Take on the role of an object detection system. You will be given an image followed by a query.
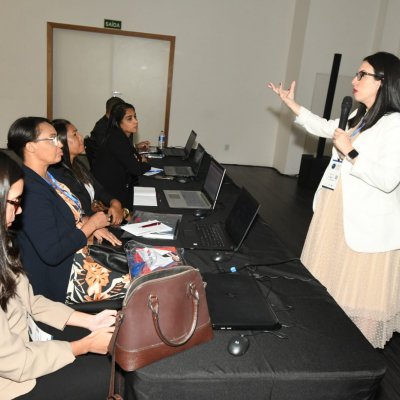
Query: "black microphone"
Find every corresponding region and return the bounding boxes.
[338,96,353,130]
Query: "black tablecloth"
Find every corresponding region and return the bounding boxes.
[121,152,385,400]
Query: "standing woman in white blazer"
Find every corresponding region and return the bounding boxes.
[268,52,400,348]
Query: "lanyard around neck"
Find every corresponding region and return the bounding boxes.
[45,171,83,217]
[350,121,365,139]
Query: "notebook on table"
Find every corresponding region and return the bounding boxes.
[163,144,205,177]
[181,187,260,250]
[202,272,281,331]
[163,158,225,210]
[161,130,197,159]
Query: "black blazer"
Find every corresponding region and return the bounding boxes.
[49,163,113,216]
[92,127,151,209]
[90,115,108,146]
[17,166,87,302]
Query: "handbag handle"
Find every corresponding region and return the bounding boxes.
[107,313,124,400]
[148,282,199,347]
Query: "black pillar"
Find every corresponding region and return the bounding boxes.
[298,53,342,190]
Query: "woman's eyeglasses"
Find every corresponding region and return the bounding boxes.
[7,196,22,212]
[354,71,383,81]
[34,136,60,146]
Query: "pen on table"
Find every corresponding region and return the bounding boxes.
[141,222,161,228]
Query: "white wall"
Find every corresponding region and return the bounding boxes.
[272,0,400,174]
[1,0,400,173]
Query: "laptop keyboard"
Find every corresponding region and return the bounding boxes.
[196,224,225,247]
[174,167,191,175]
[181,191,206,208]
[163,148,185,156]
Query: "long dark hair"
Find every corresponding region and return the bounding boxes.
[106,96,124,115]
[349,52,400,131]
[108,102,135,131]
[7,116,50,159]
[52,119,92,185]
[0,152,24,311]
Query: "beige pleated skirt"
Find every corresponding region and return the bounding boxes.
[301,180,400,348]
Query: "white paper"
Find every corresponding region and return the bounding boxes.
[121,220,172,236]
[144,167,163,176]
[134,187,157,206]
[141,231,174,240]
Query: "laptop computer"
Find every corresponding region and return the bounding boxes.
[138,145,159,155]
[163,158,225,210]
[161,130,197,159]
[163,144,205,177]
[202,272,281,331]
[180,187,260,250]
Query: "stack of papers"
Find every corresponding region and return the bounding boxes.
[126,210,182,240]
[134,187,157,206]
[121,220,173,239]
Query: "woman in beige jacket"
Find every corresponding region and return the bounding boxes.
[0,152,116,400]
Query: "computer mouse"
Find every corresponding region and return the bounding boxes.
[211,252,225,262]
[227,335,250,356]
[176,177,188,184]
[193,209,207,219]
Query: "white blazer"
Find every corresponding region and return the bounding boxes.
[295,107,400,253]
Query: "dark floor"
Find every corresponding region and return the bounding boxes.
[224,164,313,257]
[224,164,400,400]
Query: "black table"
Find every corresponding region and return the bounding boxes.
[122,152,385,400]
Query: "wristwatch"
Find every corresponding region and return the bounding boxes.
[123,208,131,219]
[346,149,359,162]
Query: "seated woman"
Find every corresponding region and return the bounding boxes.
[87,96,150,168]
[92,102,151,209]
[0,151,116,400]
[7,117,126,303]
[49,119,127,225]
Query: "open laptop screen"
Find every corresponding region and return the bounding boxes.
[225,188,260,249]
[192,144,205,174]
[183,130,197,155]
[203,159,226,209]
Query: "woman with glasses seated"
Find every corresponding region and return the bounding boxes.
[7,117,124,303]
[0,151,116,400]
[49,119,127,225]
[268,52,400,349]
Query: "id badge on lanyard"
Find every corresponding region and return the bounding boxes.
[28,314,53,341]
[321,158,342,190]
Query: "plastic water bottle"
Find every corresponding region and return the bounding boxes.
[158,130,165,149]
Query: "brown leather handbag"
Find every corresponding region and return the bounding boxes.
[107,266,213,398]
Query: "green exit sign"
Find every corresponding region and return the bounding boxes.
[104,19,122,29]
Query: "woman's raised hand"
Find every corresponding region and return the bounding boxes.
[267,81,301,116]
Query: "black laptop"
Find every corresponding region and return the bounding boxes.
[161,130,197,159]
[163,144,205,177]
[202,272,281,331]
[181,187,260,250]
